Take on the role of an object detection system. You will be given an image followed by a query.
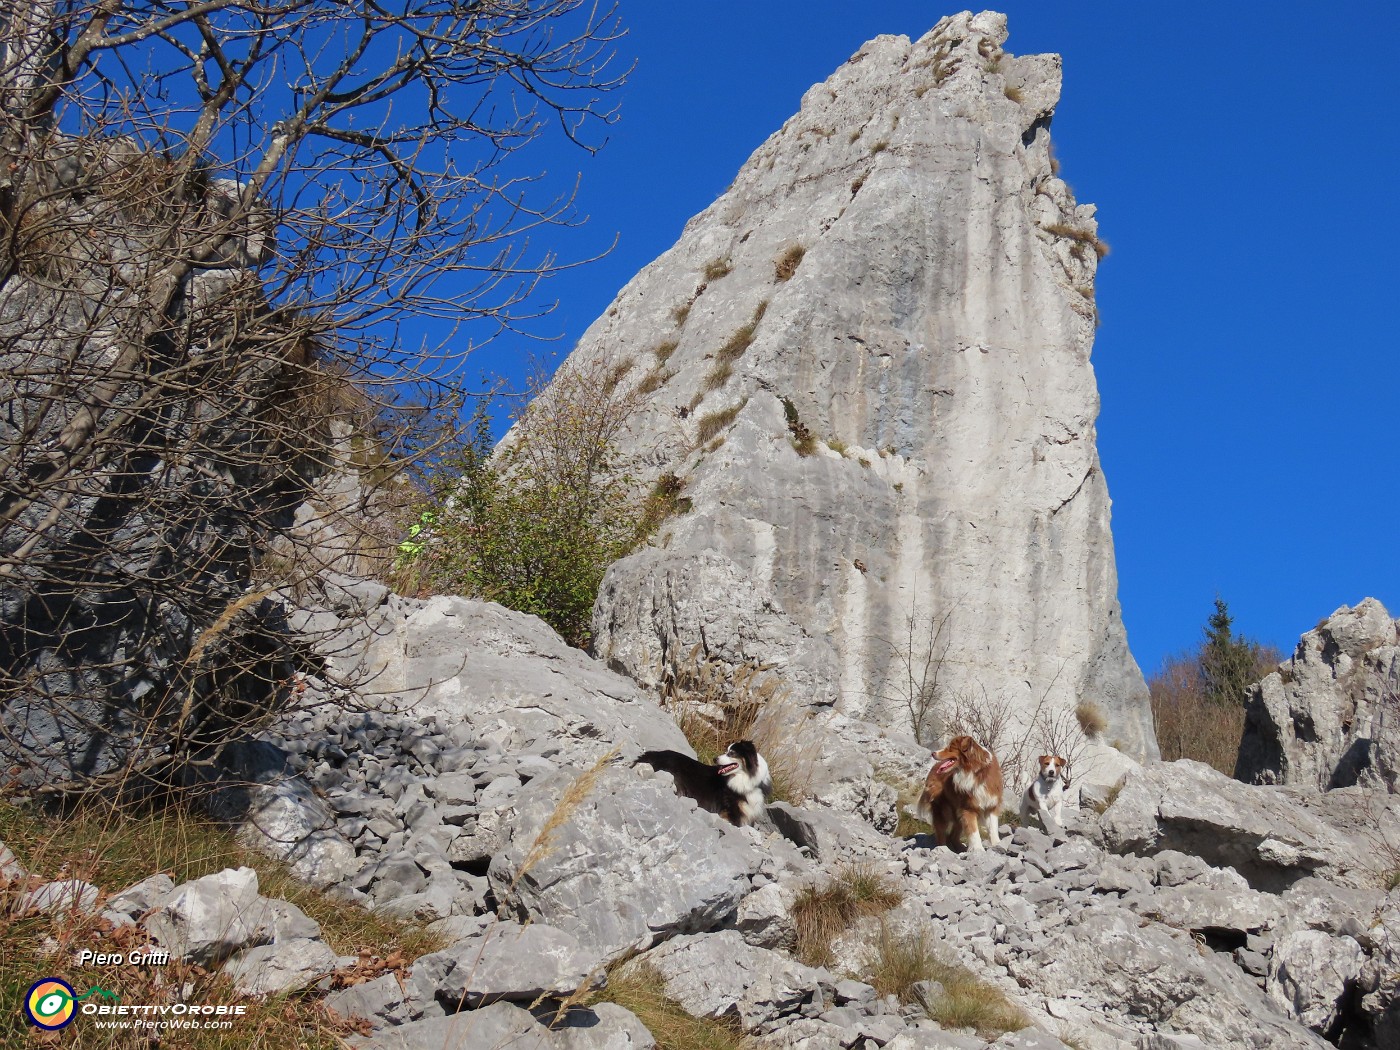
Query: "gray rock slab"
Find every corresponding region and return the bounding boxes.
[489,763,761,962]
[1097,760,1363,891]
[637,929,832,1030]
[144,867,269,965]
[222,937,340,995]
[411,921,603,1009]
[349,1000,654,1049]
[104,873,175,919]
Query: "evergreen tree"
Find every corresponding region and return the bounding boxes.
[1199,597,1269,705]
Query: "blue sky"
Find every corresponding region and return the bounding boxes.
[468,2,1400,677]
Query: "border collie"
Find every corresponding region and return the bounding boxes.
[1020,753,1070,832]
[916,734,1004,851]
[633,740,772,826]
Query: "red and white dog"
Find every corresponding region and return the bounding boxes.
[916,735,1004,852]
[1020,754,1070,832]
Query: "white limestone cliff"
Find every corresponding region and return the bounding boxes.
[525,11,1157,775]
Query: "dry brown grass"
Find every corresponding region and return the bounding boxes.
[1003,84,1024,103]
[671,301,694,327]
[659,648,818,806]
[589,961,751,1050]
[791,863,902,969]
[702,257,732,282]
[1148,647,1278,774]
[636,368,673,396]
[1043,221,1111,260]
[0,800,440,1048]
[774,245,806,282]
[652,340,678,366]
[1074,700,1108,739]
[695,401,746,445]
[890,931,1029,1038]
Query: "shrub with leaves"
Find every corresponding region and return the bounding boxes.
[397,359,645,648]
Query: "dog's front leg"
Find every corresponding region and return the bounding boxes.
[985,810,1000,846]
[961,810,983,851]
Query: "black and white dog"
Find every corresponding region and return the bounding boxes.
[633,740,772,826]
[1020,753,1071,832]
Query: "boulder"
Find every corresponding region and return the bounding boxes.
[17,879,100,916]
[223,937,340,995]
[1266,929,1365,1033]
[349,1000,655,1050]
[1237,599,1400,793]
[144,867,268,965]
[410,921,603,1009]
[1005,908,1329,1049]
[488,762,760,963]
[1096,760,1363,891]
[636,930,834,1031]
[354,596,690,764]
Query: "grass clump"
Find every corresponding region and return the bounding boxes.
[869,140,889,154]
[659,647,818,806]
[1003,84,1024,103]
[653,339,679,366]
[782,397,816,457]
[635,473,691,542]
[1075,700,1108,739]
[637,368,673,396]
[589,961,750,1050]
[791,863,902,968]
[695,400,746,445]
[703,302,768,392]
[672,301,693,327]
[1043,221,1111,260]
[702,257,732,282]
[774,244,806,282]
[876,928,1028,1038]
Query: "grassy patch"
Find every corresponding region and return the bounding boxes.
[590,961,750,1050]
[782,398,817,457]
[0,800,440,1049]
[906,935,1030,1038]
[696,401,746,445]
[1043,221,1111,260]
[869,140,889,154]
[791,863,902,968]
[671,301,693,328]
[774,245,805,282]
[653,339,679,366]
[1003,84,1024,103]
[702,257,732,282]
[637,368,673,396]
[635,473,691,542]
[1075,700,1108,739]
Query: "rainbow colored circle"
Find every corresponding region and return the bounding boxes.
[25,978,76,1030]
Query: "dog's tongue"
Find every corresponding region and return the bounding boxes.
[718,762,738,775]
[934,759,956,775]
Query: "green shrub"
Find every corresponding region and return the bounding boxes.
[396,361,645,648]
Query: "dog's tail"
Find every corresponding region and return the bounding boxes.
[914,789,932,826]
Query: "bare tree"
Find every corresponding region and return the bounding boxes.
[0,0,625,794]
[874,601,955,746]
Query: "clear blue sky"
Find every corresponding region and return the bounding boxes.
[468,2,1400,677]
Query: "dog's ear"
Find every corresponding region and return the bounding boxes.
[1039,754,1052,765]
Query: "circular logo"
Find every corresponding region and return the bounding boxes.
[25,978,76,1030]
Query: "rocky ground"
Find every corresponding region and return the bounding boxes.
[9,583,1396,1049]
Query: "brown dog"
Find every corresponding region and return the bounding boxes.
[916,735,1004,851]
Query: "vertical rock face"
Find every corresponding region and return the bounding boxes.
[1236,598,1400,793]
[535,13,1156,763]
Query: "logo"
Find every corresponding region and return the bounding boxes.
[23,979,120,1030]
[25,979,76,1030]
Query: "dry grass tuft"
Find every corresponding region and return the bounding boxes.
[695,400,746,446]
[702,257,732,282]
[1043,221,1110,260]
[637,368,673,397]
[1003,84,1024,103]
[671,301,693,328]
[589,961,751,1050]
[886,929,1029,1038]
[791,863,902,968]
[659,648,818,806]
[774,245,806,282]
[1074,700,1108,739]
[652,340,679,366]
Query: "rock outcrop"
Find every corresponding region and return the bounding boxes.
[1236,598,1400,793]
[517,11,1155,770]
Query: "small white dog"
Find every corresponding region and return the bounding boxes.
[1020,754,1070,831]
